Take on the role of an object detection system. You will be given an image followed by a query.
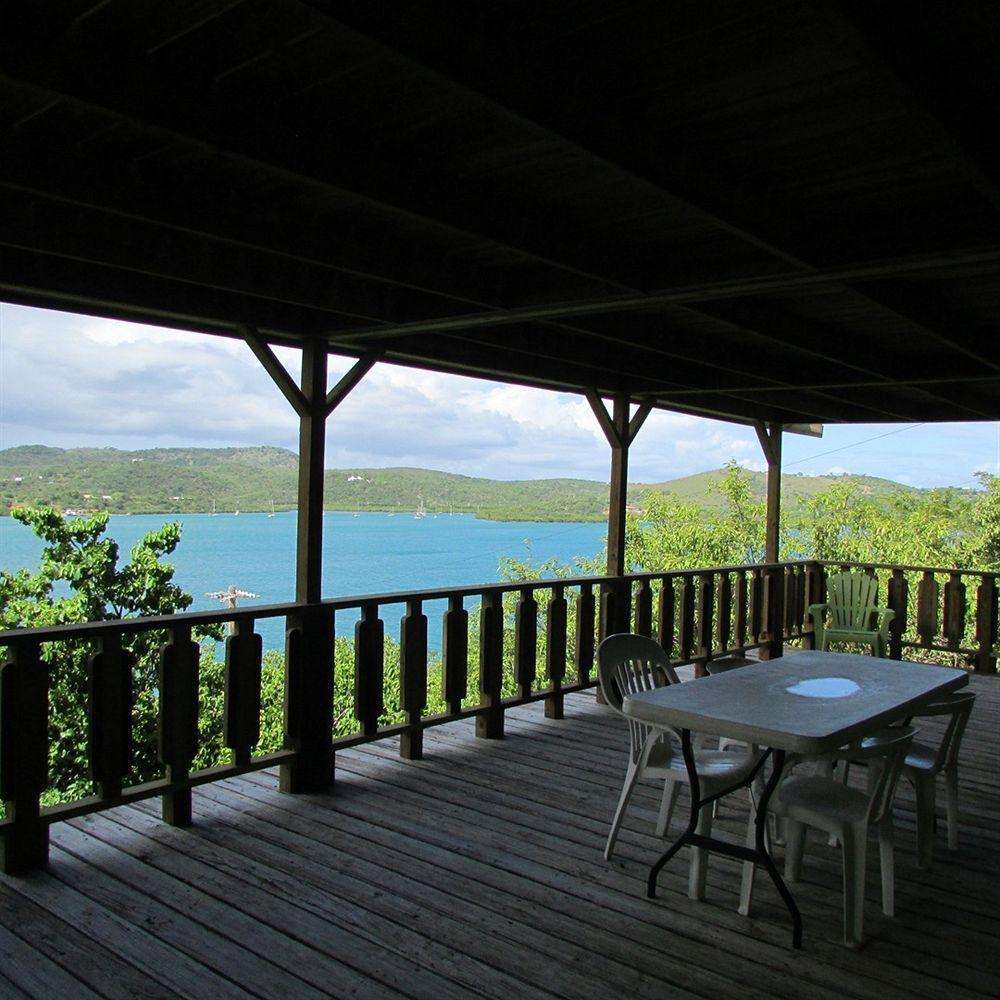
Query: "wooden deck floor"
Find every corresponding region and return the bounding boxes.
[1,672,998,999]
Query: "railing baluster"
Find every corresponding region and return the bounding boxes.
[695,571,713,676]
[442,595,468,715]
[657,577,675,658]
[678,573,695,661]
[354,602,384,737]
[887,569,908,661]
[760,564,785,660]
[634,579,653,637]
[224,619,262,766]
[514,587,538,700]
[735,571,748,650]
[916,571,939,648]
[803,562,825,649]
[477,591,504,738]
[0,640,49,873]
[782,566,795,636]
[943,573,967,652]
[974,575,998,674]
[87,629,133,800]
[545,585,567,719]
[575,583,595,684]
[280,604,334,793]
[750,567,764,644]
[158,623,200,826]
[716,572,732,653]
[399,597,427,759]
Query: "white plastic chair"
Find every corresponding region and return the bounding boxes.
[898,692,975,868]
[597,633,756,899]
[841,691,975,868]
[739,727,915,947]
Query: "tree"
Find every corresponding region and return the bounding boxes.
[626,463,770,571]
[0,507,215,802]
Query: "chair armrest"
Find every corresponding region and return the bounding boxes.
[873,607,895,638]
[806,603,827,648]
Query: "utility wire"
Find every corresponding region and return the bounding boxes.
[783,423,924,468]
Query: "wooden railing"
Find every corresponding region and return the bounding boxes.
[0,559,992,873]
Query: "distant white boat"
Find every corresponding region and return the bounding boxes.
[414,498,427,519]
[211,499,217,516]
[234,510,239,516]
[268,500,275,518]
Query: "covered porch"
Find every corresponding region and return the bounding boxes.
[3,1,1000,994]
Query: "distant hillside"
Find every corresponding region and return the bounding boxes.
[643,468,926,509]
[0,445,961,522]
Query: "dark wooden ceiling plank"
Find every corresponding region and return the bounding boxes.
[847,276,1000,375]
[329,246,1000,343]
[433,326,909,422]
[0,245,339,340]
[0,192,399,327]
[297,0,815,274]
[0,95,523,313]
[830,0,1000,215]
[0,180,499,327]
[0,27,648,296]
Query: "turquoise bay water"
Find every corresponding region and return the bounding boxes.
[1,512,606,651]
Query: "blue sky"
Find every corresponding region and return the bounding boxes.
[1,302,996,488]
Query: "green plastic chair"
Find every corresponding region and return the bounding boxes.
[807,572,895,658]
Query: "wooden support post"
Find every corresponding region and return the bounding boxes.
[158,624,200,826]
[0,641,49,873]
[755,422,783,565]
[295,340,328,606]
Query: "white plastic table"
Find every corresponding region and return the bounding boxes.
[622,650,968,947]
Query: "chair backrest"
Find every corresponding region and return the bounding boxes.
[910,691,976,773]
[849,727,915,825]
[826,571,880,630]
[597,633,679,764]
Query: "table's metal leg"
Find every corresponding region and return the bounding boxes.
[751,749,803,949]
[645,733,803,949]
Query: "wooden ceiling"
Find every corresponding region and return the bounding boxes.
[2,0,1000,425]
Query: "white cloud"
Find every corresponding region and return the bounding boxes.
[3,304,998,487]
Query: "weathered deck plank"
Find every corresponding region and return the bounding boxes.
[1,673,997,999]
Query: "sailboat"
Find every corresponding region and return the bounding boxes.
[414,497,427,519]
[211,499,217,516]
[268,500,275,518]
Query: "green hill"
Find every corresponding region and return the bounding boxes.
[643,468,925,509]
[0,445,961,522]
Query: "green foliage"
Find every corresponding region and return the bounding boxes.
[626,463,770,571]
[0,507,221,804]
